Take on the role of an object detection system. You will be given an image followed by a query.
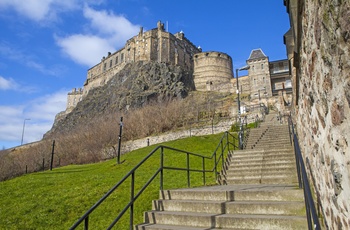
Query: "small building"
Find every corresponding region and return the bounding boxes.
[245,48,292,101]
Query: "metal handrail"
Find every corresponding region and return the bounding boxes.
[287,116,321,230]
[70,131,239,230]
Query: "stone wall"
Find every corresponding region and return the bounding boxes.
[231,75,251,96]
[119,119,234,155]
[285,0,350,228]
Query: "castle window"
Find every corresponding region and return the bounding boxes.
[103,63,106,71]
[116,56,118,64]
[252,65,255,71]
[109,60,113,67]
[254,78,256,85]
[261,64,264,69]
[121,53,124,62]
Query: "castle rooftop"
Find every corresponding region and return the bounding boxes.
[247,48,267,60]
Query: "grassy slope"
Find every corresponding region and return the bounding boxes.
[0,133,228,230]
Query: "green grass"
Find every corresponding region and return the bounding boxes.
[0,133,232,230]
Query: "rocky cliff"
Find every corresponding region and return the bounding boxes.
[45,61,194,138]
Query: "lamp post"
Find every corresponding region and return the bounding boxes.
[21,118,30,145]
[117,117,123,164]
[235,66,250,149]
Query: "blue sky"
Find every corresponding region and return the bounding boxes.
[0,0,289,149]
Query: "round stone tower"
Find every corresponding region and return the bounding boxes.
[193,51,233,92]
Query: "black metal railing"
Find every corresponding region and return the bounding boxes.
[288,116,321,230]
[70,131,239,230]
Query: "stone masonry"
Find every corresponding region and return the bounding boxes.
[285,0,350,228]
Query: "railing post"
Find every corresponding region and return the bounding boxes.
[117,117,123,164]
[160,147,164,190]
[187,152,190,187]
[294,134,302,189]
[214,151,217,180]
[226,132,230,153]
[50,140,55,171]
[221,140,224,170]
[202,157,206,185]
[84,216,88,230]
[288,117,292,146]
[130,172,135,230]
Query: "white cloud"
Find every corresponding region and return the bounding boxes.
[83,6,140,44]
[0,75,37,93]
[0,76,18,90]
[0,0,80,22]
[0,90,68,147]
[56,6,140,67]
[56,34,115,67]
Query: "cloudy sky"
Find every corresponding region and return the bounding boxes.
[0,0,289,149]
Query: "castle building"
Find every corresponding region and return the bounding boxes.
[233,48,292,105]
[193,51,233,92]
[246,48,291,100]
[66,21,201,111]
[66,22,292,112]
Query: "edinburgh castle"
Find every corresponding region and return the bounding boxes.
[66,21,292,114]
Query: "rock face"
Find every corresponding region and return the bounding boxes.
[285,0,350,229]
[46,61,194,137]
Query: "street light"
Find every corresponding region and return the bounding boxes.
[21,118,30,145]
[235,65,250,149]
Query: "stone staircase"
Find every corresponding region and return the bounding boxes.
[135,112,307,229]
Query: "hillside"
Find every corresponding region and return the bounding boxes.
[45,61,195,138]
[0,60,235,181]
[0,134,223,229]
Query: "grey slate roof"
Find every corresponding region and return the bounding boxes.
[247,48,267,60]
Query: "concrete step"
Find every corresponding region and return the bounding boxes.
[225,166,296,176]
[152,199,305,216]
[224,171,297,180]
[230,154,294,162]
[224,176,298,185]
[226,200,305,216]
[215,214,307,229]
[246,144,292,150]
[152,199,226,213]
[160,185,304,202]
[135,224,246,230]
[142,211,218,228]
[230,154,295,162]
[229,159,296,167]
[141,211,307,229]
[232,148,293,155]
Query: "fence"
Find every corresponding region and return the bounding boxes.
[70,131,240,230]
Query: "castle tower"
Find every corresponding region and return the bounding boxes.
[193,51,233,92]
[246,48,272,100]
